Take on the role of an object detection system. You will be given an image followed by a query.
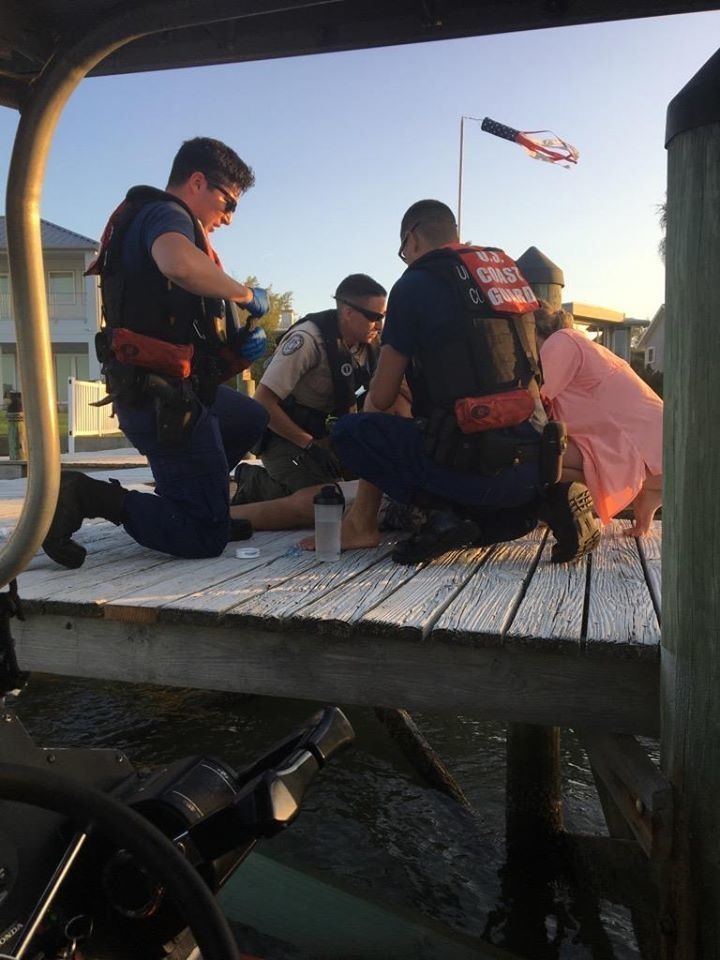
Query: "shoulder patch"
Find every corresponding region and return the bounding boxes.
[281,332,306,356]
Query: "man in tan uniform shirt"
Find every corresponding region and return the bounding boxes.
[236,274,387,503]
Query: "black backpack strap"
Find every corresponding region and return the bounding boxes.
[510,313,541,383]
[352,339,379,402]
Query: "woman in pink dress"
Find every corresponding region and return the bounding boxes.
[535,305,663,537]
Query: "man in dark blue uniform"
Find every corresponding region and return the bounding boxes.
[325,199,600,563]
[43,137,270,568]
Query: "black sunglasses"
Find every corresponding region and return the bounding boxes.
[207,179,238,214]
[398,220,422,261]
[336,298,385,324]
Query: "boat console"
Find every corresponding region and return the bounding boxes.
[0,685,354,960]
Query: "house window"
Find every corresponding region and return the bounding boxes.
[48,271,76,306]
[646,346,656,366]
[0,274,10,321]
[1,355,17,398]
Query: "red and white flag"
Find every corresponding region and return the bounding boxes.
[481,117,579,167]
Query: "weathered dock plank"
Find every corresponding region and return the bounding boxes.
[159,548,320,623]
[586,521,660,658]
[103,531,305,622]
[504,533,587,653]
[224,543,393,625]
[359,545,491,641]
[431,529,544,647]
[292,554,423,636]
[19,542,173,610]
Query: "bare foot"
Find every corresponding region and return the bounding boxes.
[299,512,381,552]
[623,485,662,537]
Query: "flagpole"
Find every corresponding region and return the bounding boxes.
[457,115,482,240]
[457,116,465,239]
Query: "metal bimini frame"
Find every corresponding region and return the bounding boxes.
[0,0,336,588]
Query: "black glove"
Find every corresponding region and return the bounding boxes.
[298,441,342,480]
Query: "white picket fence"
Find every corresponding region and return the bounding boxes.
[67,378,122,453]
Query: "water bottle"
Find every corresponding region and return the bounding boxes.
[313,484,345,562]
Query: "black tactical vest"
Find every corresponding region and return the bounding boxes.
[406,245,542,419]
[278,309,377,419]
[90,186,228,355]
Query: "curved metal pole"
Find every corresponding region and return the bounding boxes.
[3,32,146,588]
[1,0,338,588]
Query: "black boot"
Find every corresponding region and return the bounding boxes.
[228,518,253,541]
[464,504,539,546]
[392,510,481,565]
[42,471,127,569]
[536,481,601,563]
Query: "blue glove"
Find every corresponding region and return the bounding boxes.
[240,325,267,362]
[245,286,270,319]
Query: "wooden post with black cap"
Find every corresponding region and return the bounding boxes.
[661,45,720,959]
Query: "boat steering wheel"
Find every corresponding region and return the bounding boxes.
[0,762,240,960]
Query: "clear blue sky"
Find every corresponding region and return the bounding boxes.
[1,12,718,320]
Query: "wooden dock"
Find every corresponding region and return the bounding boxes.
[6,470,661,737]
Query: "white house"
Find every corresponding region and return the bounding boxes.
[635,305,665,372]
[0,217,101,404]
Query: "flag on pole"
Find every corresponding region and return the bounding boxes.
[481,117,579,167]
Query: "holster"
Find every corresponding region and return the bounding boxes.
[98,361,146,406]
[145,375,197,449]
[279,396,330,439]
[422,408,541,476]
[99,358,197,447]
[190,352,224,406]
[539,420,567,485]
[256,396,329,456]
[95,328,113,364]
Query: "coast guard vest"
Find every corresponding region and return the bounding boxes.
[407,244,543,419]
[87,186,245,391]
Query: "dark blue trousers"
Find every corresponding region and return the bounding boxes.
[115,386,268,558]
[332,413,543,509]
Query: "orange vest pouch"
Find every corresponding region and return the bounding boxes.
[111,328,194,380]
[455,388,536,434]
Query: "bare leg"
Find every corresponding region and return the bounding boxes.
[624,472,662,537]
[300,479,383,551]
[231,485,319,530]
[560,438,586,484]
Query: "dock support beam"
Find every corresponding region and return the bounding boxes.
[662,46,720,959]
[506,723,562,848]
